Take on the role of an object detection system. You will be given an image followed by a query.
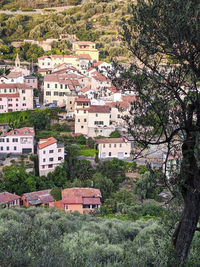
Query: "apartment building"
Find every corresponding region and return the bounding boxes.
[0,127,35,154]
[75,98,115,137]
[72,41,99,61]
[0,84,34,113]
[43,73,81,107]
[24,75,38,89]
[75,96,91,135]
[38,137,64,176]
[96,137,132,159]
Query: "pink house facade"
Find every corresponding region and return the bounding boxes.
[0,83,34,113]
[0,127,35,154]
[24,75,38,89]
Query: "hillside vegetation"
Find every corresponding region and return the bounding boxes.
[0,0,134,61]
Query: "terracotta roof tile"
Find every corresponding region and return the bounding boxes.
[38,137,57,149]
[0,192,20,204]
[88,105,110,113]
[23,189,54,203]
[0,93,19,98]
[0,127,35,137]
[96,137,129,144]
[62,188,102,198]
[0,83,32,89]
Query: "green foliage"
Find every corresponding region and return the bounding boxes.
[134,171,160,201]
[109,129,121,138]
[50,187,61,201]
[0,208,175,267]
[77,148,98,157]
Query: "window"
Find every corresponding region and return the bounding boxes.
[77,110,79,114]
[6,138,9,142]
[55,84,57,88]
[43,159,46,162]
[49,158,54,162]
[58,149,61,152]
[70,101,72,104]
[48,164,53,168]
[81,126,84,128]
[120,144,122,147]
[83,204,90,209]
[78,119,80,122]
[43,151,46,154]
[109,152,111,156]
[117,114,120,118]
[109,144,111,148]
[6,146,9,151]
[54,92,58,96]
[84,119,87,122]
[8,104,12,107]
[0,147,3,150]
[114,144,117,148]
[48,62,50,66]
[23,97,26,100]
[0,98,2,101]
[14,146,17,151]
[60,84,63,89]
[58,157,62,161]
[0,138,4,142]
[23,103,26,106]
[47,84,50,88]
[42,166,45,169]
[46,91,51,96]
[65,84,67,89]
[103,144,105,148]
[16,99,18,101]
[96,114,98,117]
[49,150,54,153]
[22,90,25,94]
[4,89,6,93]
[28,79,30,83]
[65,204,68,210]
[0,105,3,109]
[84,110,86,114]
[12,138,18,142]
[16,104,18,107]
[94,121,104,125]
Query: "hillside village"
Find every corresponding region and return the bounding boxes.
[0,39,172,212]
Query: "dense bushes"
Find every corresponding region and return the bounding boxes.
[0,208,170,266]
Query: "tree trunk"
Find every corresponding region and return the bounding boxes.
[172,136,200,263]
[172,190,200,263]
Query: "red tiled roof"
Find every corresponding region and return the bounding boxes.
[0,93,19,98]
[62,196,83,204]
[0,192,20,204]
[107,101,129,109]
[122,96,137,102]
[0,83,32,89]
[96,137,129,144]
[79,87,92,93]
[62,187,102,198]
[78,54,91,60]
[23,189,54,203]
[38,137,57,149]
[93,61,103,67]
[82,197,101,205]
[0,127,35,137]
[88,105,110,113]
[92,71,110,82]
[75,96,90,102]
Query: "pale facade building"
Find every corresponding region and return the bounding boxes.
[0,84,34,113]
[96,137,132,159]
[0,127,35,154]
[72,41,99,61]
[38,137,64,176]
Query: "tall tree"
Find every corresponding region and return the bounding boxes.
[115,0,200,263]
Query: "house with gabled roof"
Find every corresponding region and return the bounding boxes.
[38,137,64,176]
[0,192,20,208]
[22,189,55,207]
[51,187,102,214]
